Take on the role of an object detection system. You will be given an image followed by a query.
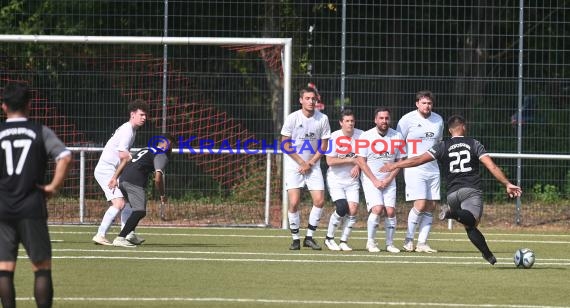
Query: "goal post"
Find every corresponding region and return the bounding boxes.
[0,34,292,228]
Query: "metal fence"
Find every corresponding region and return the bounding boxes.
[1,1,569,228]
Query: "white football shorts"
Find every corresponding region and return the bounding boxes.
[404,169,441,201]
[284,165,325,191]
[94,162,124,201]
[327,176,360,203]
[361,177,396,212]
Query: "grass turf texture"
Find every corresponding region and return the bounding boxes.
[11,225,570,308]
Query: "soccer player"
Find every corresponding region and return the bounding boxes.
[0,82,72,308]
[381,115,522,264]
[396,90,444,253]
[355,107,405,253]
[281,86,331,250]
[111,135,172,247]
[323,109,363,251]
[92,99,148,245]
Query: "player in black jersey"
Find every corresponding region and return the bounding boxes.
[109,135,173,247]
[381,115,522,265]
[0,82,72,307]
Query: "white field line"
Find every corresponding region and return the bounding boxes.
[43,255,570,266]
[13,296,570,308]
[48,230,570,244]
[49,248,570,263]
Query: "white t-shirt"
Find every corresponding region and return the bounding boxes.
[98,122,136,168]
[326,128,363,180]
[396,110,443,173]
[357,127,406,180]
[280,109,331,168]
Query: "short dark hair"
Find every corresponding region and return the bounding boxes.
[447,114,466,129]
[2,82,30,112]
[128,99,149,114]
[374,107,391,117]
[416,90,434,102]
[299,87,318,98]
[339,108,355,121]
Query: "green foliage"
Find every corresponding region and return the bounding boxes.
[532,183,561,203]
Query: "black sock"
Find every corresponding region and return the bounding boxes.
[118,211,146,237]
[0,270,15,308]
[34,269,53,308]
[466,227,493,258]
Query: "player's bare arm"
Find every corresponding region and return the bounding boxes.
[281,135,310,174]
[41,153,73,198]
[308,138,329,165]
[107,150,131,189]
[480,155,522,198]
[380,152,434,173]
[154,170,167,203]
[355,156,383,188]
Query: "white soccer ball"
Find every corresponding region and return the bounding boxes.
[514,248,535,269]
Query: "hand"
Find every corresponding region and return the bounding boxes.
[350,165,360,179]
[107,178,118,191]
[160,195,168,204]
[297,161,313,174]
[506,184,522,198]
[38,184,58,199]
[380,163,395,173]
[372,178,387,189]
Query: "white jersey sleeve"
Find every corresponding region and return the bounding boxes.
[98,122,136,167]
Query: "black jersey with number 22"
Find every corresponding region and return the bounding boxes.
[428,137,488,194]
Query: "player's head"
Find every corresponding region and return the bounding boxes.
[128,99,149,128]
[374,107,391,133]
[155,133,176,155]
[2,82,31,114]
[298,87,318,112]
[415,90,434,117]
[447,114,466,135]
[339,108,355,134]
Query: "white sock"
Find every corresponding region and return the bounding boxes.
[367,213,379,242]
[306,206,323,237]
[417,212,433,244]
[340,215,357,242]
[288,211,300,240]
[120,204,132,229]
[406,208,421,241]
[385,217,397,246]
[97,206,120,237]
[327,212,342,238]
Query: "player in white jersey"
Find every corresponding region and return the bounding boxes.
[396,90,444,253]
[323,109,363,251]
[355,107,405,253]
[281,87,331,250]
[92,99,148,245]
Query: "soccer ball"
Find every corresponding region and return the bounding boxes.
[513,248,535,269]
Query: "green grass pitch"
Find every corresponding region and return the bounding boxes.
[11,225,570,307]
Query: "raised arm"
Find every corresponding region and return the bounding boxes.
[480,155,522,198]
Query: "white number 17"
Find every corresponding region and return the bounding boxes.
[2,139,32,175]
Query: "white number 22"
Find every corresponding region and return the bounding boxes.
[448,150,472,173]
[2,139,32,175]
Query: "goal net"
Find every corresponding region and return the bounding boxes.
[0,35,292,227]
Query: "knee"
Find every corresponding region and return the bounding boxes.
[334,199,349,217]
[131,211,146,220]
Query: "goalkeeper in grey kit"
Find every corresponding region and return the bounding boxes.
[381,115,522,264]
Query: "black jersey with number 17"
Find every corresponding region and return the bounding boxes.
[0,120,69,219]
[428,137,488,194]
